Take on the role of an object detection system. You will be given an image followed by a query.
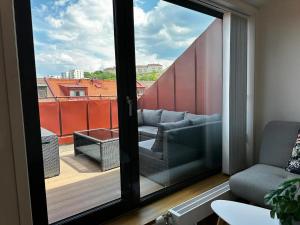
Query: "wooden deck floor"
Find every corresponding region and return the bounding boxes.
[45,145,163,224]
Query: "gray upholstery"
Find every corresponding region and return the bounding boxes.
[184,113,207,120]
[137,109,143,126]
[190,113,221,125]
[139,139,163,159]
[139,121,222,186]
[229,121,300,207]
[151,119,191,152]
[142,109,162,126]
[160,110,185,123]
[259,121,300,168]
[138,126,158,140]
[206,113,222,122]
[230,164,300,207]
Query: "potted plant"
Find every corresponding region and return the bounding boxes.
[265,178,300,225]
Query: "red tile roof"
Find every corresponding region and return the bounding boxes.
[46,78,144,97]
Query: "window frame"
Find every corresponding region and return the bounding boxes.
[13,0,223,224]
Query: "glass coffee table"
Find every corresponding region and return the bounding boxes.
[74,128,120,171]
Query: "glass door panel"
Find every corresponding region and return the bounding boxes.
[30,0,122,222]
[133,0,223,197]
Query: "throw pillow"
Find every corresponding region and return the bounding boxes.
[137,109,143,126]
[142,109,163,126]
[151,119,191,152]
[160,110,185,123]
[286,129,300,174]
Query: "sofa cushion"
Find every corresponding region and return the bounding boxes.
[259,121,300,168]
[286,129,300,174]
[206,113,221,122]
[190,113,221,125]
[137,109,143,126]
[229,164,300,207]
[160,110,185,123]
[138,126,158,138]
[151,119,191,152]
[142,109,163,126]
[184,113,206,120]
[139,139,163,160]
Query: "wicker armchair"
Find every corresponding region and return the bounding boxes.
[41,128,60,178]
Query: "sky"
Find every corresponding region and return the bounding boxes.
[31,0,215,76]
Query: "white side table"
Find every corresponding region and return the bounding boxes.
[211,200,280,225]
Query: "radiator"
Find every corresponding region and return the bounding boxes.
[156,181,233,225]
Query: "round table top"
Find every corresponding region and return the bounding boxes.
[211,200,280,225]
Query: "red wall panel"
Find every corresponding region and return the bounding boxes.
[39,102,61,135]
[196,19,222,115]
[175,43,196,113]
[88,100,111,129]
[111,100,119,129]
[157,65,175,110]
[60,101,88,135]
[140,82,158,109]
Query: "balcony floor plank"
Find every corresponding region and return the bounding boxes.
[45,145,163,224]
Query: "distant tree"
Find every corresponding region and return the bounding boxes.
[84,70,160,81]
[84,71,116,80]
[136,72,160,81]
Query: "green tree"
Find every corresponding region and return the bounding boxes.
[84,71,116,80]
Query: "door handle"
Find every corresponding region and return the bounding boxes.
[126,96,133,117]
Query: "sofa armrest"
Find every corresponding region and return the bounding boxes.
[163,121,222,168]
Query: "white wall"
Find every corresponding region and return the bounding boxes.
[254,0,300,158]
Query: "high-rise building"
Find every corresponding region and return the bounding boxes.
[61,69,84,79]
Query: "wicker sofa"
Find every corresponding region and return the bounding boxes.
[138,109,222,186]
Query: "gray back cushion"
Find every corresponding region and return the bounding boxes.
[184,113,206,120]
[151,119,191,152]
[207,113,221,122]
[137,109,143,126]
[259,121,300,168]
[160,110,185,123]
[142,109,163,126]
[190,113,221,125]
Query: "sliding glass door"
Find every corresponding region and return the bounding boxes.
[14,0,223,224]
[133,0,223,198]
[29,0,125,222]
[14,0,138,224]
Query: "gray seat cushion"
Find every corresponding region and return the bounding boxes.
[259,121,300,168]
[138,126,158,138]
[160,110,185,123]
[142,109,163,126]
[139,139,163,160]
[229,164,300,207]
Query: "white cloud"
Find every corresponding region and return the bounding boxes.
[32,0,214,75]
[46,16,63,28]
[54,0,69,7]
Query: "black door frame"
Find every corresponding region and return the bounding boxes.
[13,0,222,224]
